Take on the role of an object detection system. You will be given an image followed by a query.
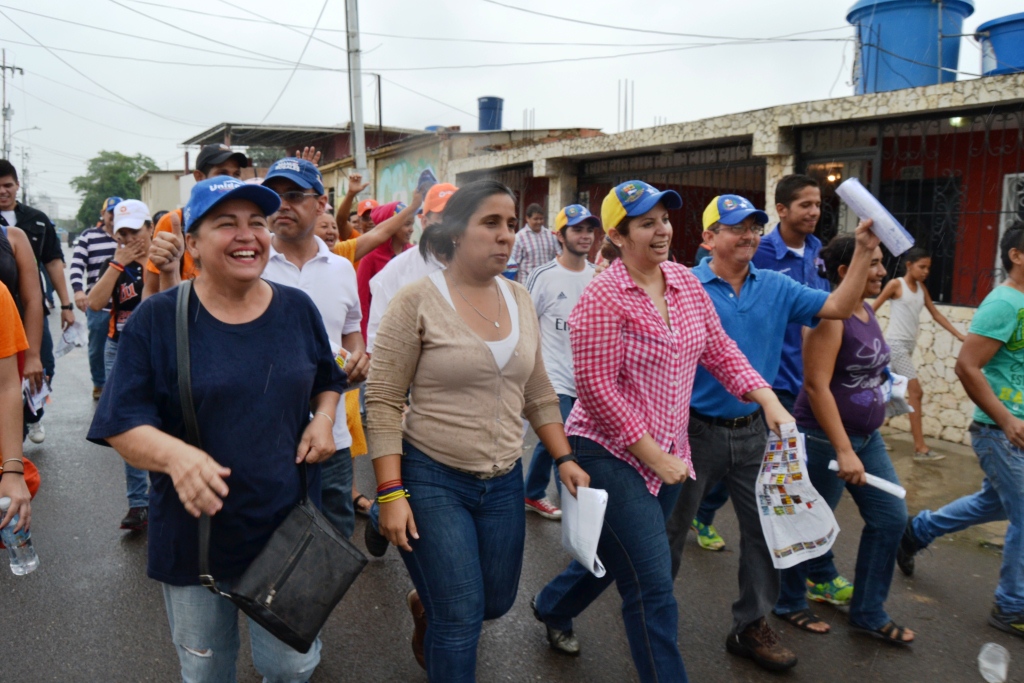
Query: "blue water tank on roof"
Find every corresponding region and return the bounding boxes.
[977,13,1024,76]
[478,97,503,131]
[847,0,974,94]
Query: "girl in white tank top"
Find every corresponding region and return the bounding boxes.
[872,249,966,460]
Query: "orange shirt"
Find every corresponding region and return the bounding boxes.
[0,281,28,361]
[145,208,199,279]
[332,238,359,270]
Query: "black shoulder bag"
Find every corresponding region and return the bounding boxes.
[175,280,367,654]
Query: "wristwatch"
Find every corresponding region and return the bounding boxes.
[60,304,73,311]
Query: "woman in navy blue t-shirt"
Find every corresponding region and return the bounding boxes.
[88,177,346,681]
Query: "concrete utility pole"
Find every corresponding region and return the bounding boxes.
[345,0,368,180]
[2,50,24,160]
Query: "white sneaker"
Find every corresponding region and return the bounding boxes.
[27,421,45,444]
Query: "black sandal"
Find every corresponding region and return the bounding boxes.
[354,494,372,517]
[772,609,831,634]
[851,620,914,646]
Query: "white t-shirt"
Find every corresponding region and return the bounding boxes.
[262,236,361,450]
[429,270,519,369]
[366,247,444,353]
[0,210,15,227]
[788,245,806,258]
[526,258,596,397]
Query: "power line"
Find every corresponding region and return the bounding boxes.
[214,0,344,54]
[0,37,337,71]
[0,8,204,127]
[11,82,184,141]
[257,0,330,124]
[364,37,854,72]
[0,5,302,69]
[480,0,848,41]
[380,77,477,119]
[125,0,851,46]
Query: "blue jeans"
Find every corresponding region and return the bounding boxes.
[372,444,525,682]
[161,582,321,683]
[86,308,109,388]
[694,480,729,526]
[106,339,149,508]
[776,428,907,630]
[320,447,354,539]
[535,437,687,683]
[524,394,574,501]
[913,423,1024,613]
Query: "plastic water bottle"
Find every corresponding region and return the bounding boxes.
[0,496,39,575]
[978,642,1010,683]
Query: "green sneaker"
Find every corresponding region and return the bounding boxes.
[691,519,726,551]
[806,576,854,606]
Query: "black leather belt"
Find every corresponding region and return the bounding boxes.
[689,409,760,430]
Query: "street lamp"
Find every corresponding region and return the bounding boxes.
[5,125,39,159]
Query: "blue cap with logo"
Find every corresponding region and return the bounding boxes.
[183,177,282,233]
[101,196,124,215]
[702,194,769,230]
[601,180,682,230]
[264,157,324,195]
[555,204,601,230]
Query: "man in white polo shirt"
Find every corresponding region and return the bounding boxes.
[365,182,457,353]
[523,204,598,519]
[261,156,368,539]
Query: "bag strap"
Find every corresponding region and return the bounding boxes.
[175,281,222,594]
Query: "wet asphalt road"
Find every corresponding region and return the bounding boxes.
[3,314,1023,682]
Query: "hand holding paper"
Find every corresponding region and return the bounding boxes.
[561,487,608,578]
[828,460,906,499]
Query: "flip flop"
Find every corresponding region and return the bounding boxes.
[772,609,831,634]
[354,494,373,517]
[850,620,914,646]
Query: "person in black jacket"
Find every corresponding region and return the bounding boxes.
[0,159,74,444]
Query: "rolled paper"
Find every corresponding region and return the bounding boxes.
[834,177,915,256]
[828,460,907,499]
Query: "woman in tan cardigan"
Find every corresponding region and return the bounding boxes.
[365,180,589,681]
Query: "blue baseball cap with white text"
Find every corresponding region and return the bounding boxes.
[183,177,282,233]
[264,157,325,195]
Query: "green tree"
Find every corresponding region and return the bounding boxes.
[70,151,158,228]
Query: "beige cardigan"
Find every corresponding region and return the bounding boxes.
[366,275,562,475]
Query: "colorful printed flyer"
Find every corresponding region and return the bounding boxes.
[757,423,840,569]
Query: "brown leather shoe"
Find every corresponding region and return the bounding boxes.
[726,618,798,671]
[407,589,427,670]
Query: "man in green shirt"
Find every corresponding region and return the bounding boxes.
[898,221,1024,637]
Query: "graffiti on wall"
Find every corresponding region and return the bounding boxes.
[375,151,441,205]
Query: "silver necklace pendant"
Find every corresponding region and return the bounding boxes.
[494,321,500,328]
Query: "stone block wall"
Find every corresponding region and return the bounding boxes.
[873,301,977,445]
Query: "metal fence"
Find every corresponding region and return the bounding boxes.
[577,142,766,265]
[798,104,1024,306]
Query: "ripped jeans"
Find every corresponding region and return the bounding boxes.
[161,582,321,683]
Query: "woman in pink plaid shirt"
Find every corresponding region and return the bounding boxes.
[531,180,794,682]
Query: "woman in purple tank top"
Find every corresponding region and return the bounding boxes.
[774,234,914,645]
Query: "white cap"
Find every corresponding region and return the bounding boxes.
[113,199,151,232]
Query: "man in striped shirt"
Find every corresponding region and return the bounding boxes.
[511,203,561,283]
[71,197,120,400]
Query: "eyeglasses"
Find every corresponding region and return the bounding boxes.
[277,191,318,205]
[711,224,765,236]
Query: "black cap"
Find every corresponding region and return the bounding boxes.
[195,144,249,175]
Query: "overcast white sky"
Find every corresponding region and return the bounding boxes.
[0,0,1018,219]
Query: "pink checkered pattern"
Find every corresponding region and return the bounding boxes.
[565,258,768,496]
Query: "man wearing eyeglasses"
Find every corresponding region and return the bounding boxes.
[663,194,878,672]
[261,157,369,540]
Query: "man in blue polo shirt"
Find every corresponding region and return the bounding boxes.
[664,194,878,672]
